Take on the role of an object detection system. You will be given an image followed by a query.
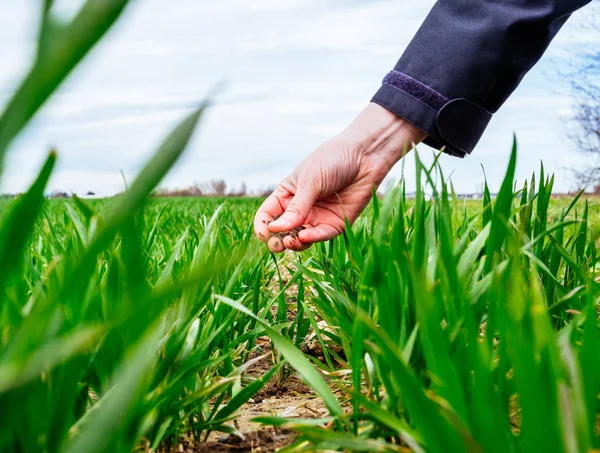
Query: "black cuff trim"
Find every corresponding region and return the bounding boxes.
[436,98,492,154]
[374,72,493,157]
[372,84,466,158]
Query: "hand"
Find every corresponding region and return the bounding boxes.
[254,102,426,253]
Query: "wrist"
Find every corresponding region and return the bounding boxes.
[343,103,427,167]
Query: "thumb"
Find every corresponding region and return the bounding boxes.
[269,186,317,232]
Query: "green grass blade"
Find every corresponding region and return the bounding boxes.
[0,0,132,171]
[0,151,56,294]
[65,321,163,453]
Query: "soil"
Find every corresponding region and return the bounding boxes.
[218,337,330,427]
[193,428,297,452]
[262,215,305,240]
[193,375,326,452]
[165,336,330,453]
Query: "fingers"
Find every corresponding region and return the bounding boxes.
[267,236,285,253]
[283,234,312,252]
[254,190,310,253]
[254,193,284,243]
[268,234,311,253]
[298,223,343,245]
[255,184,338,253]
[268,185,317,233]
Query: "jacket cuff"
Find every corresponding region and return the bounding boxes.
[371,70,492,158]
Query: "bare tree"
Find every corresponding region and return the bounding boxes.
[568,8,600,188]
[210,179,227,196]
[189,183,203,196]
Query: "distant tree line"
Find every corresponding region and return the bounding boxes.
[1,180,275,199]
[151,179,274,198]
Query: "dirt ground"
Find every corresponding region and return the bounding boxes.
[166,335,331,453]
[192,375,324,452]
[195,428,297,452]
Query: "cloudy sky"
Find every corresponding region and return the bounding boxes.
[0,0,597,196]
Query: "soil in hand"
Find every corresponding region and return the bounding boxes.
[262,215,305,240]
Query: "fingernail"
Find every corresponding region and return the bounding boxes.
[270,219,290,229]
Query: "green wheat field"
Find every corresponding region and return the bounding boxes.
[1,1,599,452]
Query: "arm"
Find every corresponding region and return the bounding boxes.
[253,104,425,253]
[255,0,592,252]
[373,0,592,157]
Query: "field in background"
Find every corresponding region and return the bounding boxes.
[2,194,597,245]
[3,195,598,229]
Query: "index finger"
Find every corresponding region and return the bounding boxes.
[253,193,285,243]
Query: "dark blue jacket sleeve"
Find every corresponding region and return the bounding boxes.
[371,0,592,157]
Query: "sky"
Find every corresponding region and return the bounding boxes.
[0,0,597,196]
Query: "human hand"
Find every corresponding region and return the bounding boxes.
[254,102,426,253]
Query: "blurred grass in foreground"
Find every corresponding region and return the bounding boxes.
[0,1,285,451]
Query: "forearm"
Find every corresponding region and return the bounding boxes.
[341,102,427,173]
[373,0,593,157]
